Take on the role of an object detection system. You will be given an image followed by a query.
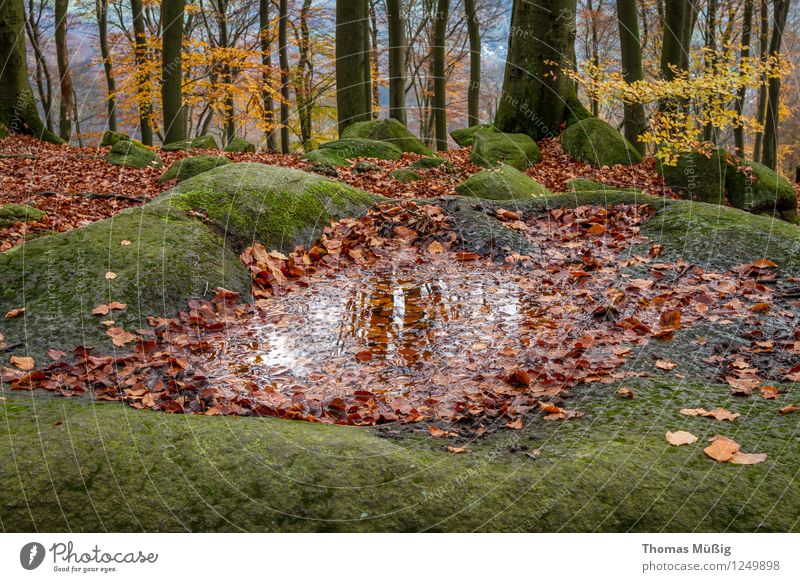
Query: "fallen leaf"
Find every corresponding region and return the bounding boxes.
[429,426,447,438]
[778,404,798,415]
[659,310,682,328]
[5,307,25,319]
[506,417,523,430]
[427,241,444,254]
[730,451,767,465]
[751,259,778,269]
[665,430,697,446]
[616,387,635,398]
[10,356,35,371]
[108,301,127,311]
[759,386,779,400]
[120,240,131,246]
[447,446,467,454]
[106,327,136,347]
[92,304,110,316]
[507,369,531,387]
[587,223,606,236]
[105,271,117,280]
[656,358,677,371]
[704,435,740,462]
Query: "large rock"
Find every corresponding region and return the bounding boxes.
[389,169,423,183]
[341,118,434,156]
[157,155,232,184]
[410,156,453,170]
[224,137,256,153]
[99,130,130,147]
[0,203,45,227]
[303,138,403,167]
[456,164,552,201]
[162,134,220,151]
[561,118,643,167]
[726,160,798,224]
[471,130,541,170]
[657,148,727,204]
[450,124,499,147]
[0,163,376,362]
[106,140,162,169]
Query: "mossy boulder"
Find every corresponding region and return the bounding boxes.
[353,161,382,174]
[162,134,220,151]
[224,137,256,153]
[0,203,46,227]
[657,148,727,204]
[389,169,423,183]
[566,178,620,192]
[471,130,541,170]
[456,164,552,201]
[726,160,798,223]
[561,117,643,167]
[106,140,162,169]
[450,124,498,147]
[157,155,232,184]
[99,130,129,147]
[303,138,403,167]
[410,156,453,170]
[341,118,434,156]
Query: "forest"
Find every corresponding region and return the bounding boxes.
[1,0,799,534]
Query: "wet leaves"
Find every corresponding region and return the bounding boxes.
[10,356,34,371]
[665,430,698,446]
[704,435,766,465]
[680,407,740,421]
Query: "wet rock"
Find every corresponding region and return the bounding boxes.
[561,118,643,167]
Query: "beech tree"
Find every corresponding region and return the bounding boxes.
[432,0,448,150]
[162,0,186,144]
[335,0,371,134]
[494,0,589,140]
[260,0,277,151]
[761,0,791,170]
[96,0,117,131]
[55,0,74,141]
[616,0,645,154]
[131,0,153,145]
[278,0,290,152]
[387,0,406,124]
[464,0,480,126]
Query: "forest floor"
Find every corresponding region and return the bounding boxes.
[2,136,799,531]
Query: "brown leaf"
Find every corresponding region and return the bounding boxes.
[427,241,444,254]
[92,304,110,316]
[778,404,798,415]
[5,307,25,319]
[659,310,682,328]
[106,327,137,347]
[665,430,697,446]
[120,240,131,246]
[506,417,524,430]
[730,451,767,465]
[507,369,531,387]
[616,387,635,398]
[10,355,35,371]
[759,386,779,400]
[108,301,127,311]
[704,435,740,462]
[447,446,467,454]
[655,358,677,371]
[429,426,447,438]
[751,259,778,269]
[105,271,117,280]
[587,223,605,236]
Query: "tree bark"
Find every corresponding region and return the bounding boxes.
[761,0,790,171]
[335,0,371,135]
[464,0,480,126]
[215,0,235,145]
[259,0,277,151]
[617,0,645,155]
[278,0,290,153]
[96,0,117,131]
[753,0,770,162]
[387,0,406,124]
[25,0,55,133]
[369,0,379,115]
[55,0,73,141]
[161,0,186,144]
[130,0,153,145]
[494,0,588,139]
[296,0,313,150]
[733,0,753,157]
[0,0,60,142]
[432,0,448,151]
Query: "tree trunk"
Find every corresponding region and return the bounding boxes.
[702,0,717,143]
[369,0,379,115]
[296,0,313,150]
[55,0,73,142]
[617,0,645,155]
[761,0,790,171]
[753,0,769,162]
[733,0,753,157]
[363,2,373,118]
[216,0,235,145]
[464,0,480,126]
[494,0,588,139]
[131,0,153,145]
[162,0,186,144]
[335,0,371,135]
[660,0,687,82]
[432,0,448,151]
[25,2,55,133]
[278,0,290,153]
[96,0,117,131]
[387,0,406,124]
[0,0,60,142]
[260,0,277,151]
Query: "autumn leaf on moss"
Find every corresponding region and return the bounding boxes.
[665,430,697,446]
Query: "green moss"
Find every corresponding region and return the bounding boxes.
[2,372,796,532]
[471,130,541,170]
[561,118,643,167]
[162,134,220,152]
[0,203,46,227]
[303,138,403,167]
[456,165,552,201]
[169,162,377,253]
[341,118,434,156]
[224,137,256,153]
[657,148,727,204]
[450,124,498,147]
[726,160,798,223]
[566,178,623,193]
[410,156,453,170]
[353,161,381,174]
[641,200,800,275]
[0,200,250,363]
[157,155,232,184]
[99,130,130,147]
[106,140,162,169]
[389,169,423,183]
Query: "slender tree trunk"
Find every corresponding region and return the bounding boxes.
[335,0,371,134]
[753,0,769,162]
[733,0,753,157]
[494,0,589,139]
[369,0,379,115]
[432,0,448,150]
[702,0,717,143]
[464,0,480,125]
[0,0,60,142]
[54,0,73,141]
[617,0,646,155]
[131,0,153,145]
[24,3,55,133]
[296,0,313,149]
[259,0,277,151]
[215,0,235,145]
[660,0,687,82]
[96,0,117,131]
[587,0,601,117]
[162,0,186,144]
[761,0,790,171]
[387,0,406,124]
[278,0,290,153]
[362,2,373,118]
